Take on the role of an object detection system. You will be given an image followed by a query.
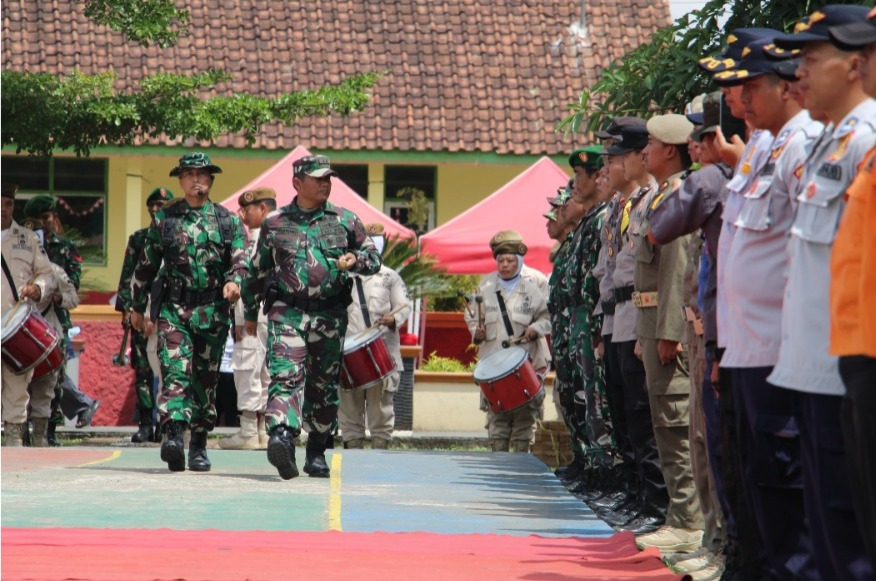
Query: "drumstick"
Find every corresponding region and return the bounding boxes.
[353,304,408,339]
[501,335,529,348]
[457,290,476,317]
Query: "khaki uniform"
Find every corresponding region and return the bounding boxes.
[339,266,411,444]
[1,222,56,425]
[630,173,703,530]
[466,272,550,450]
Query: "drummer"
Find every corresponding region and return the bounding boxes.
[465,231,551,453]
[1,183,56,447]
[338,223,412,450]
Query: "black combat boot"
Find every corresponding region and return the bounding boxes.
[267,426,299,480]
[46,422,61,447]
[303,431,331,478]
[160,421,186,472]
[188,430,211,472]
[131,419,154,443]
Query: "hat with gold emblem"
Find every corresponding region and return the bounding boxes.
[146,187,174,206]
[568,145,605,171]
[829,5,876,50]
[698,28,777,73]
[239,187,277,207]
[489,230,528,257]
[774,5,871,49]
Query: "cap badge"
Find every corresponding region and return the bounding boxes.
[741,47,751,57]
[579,152,588,163]
[726,34,738,45]
[795,11,825,33]
[242,191,254,204]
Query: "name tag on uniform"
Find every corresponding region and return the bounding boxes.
[816,163,842,181]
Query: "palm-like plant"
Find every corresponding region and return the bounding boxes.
[381,235,454,299]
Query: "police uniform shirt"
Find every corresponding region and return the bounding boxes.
[610,179,658,342]
[346,265,412,371]
[649,163,732,345]
[1,221,55,314]
[464,272,551,370]
[593,192,623,337]
[769,98,876,396]
[716,129,775,347]
[722,110,823,368]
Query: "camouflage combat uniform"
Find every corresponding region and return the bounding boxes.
[241,199,381,437]
[567,201,613,465]
[43,232,82,429]
[115,227,155,416]
[130,200,247,433]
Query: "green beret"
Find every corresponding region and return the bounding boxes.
[169,152,222,177]
[24,195,57,218]
[568,146,605,170]
[146,187,174,205]
[239,187,277,207]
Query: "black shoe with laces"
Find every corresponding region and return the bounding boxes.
[303,431,331,478]
[267,426,299,480]
[188,430,211,472]
[160,421,186,472]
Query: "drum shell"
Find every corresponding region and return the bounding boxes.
[1,303,63,377]
[474,350,543,413]
[341,331,396,391]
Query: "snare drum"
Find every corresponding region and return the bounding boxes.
[473,346,543,413]
[340,328,396,391]
[1,301,63,378]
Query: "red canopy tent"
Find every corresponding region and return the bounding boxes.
[419,157,569,275]
[220,145,416,239]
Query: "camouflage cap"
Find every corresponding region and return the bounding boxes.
[239,187,277,207]
[24,194,57,217]
[543,209,558,221]
[1,183,18,199]
[569,145,604,170]
[365,223,385,236]
[169,152,223,177]
[146,187,174,205]
[293,155,338,178]
[489,230,527,257]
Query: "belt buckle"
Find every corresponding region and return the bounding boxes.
[632,292,642,308]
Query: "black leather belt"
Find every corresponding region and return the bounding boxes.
[614,285,635,303]
[601,300,616,315]
[177,289,224,307]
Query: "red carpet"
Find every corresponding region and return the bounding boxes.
[2,527,687,581]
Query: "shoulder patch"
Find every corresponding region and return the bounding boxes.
[835,116,858,138]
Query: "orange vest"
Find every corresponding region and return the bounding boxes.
[830,145,876,358]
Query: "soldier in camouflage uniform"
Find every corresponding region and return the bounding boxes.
[566,147,612,480]
[130,153,248,473]
[23,195,99,445]
[115,187,173,443]
[242,155,381,481]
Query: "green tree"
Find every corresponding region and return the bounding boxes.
[2,0,382,157]
[558,0,875,135]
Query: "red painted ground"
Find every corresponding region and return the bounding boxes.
[2,527,688,581]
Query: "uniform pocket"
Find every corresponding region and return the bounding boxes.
[231,333,262,371]
[736,177,772,232]
[792,181,845,245]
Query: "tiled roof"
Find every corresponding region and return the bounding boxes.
[2,0,670,156]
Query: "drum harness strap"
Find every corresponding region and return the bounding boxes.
[354,276,372,327]
[2,256,19,303]
[494,290,516,342]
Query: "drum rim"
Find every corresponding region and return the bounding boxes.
[472,346,529,381]
[343,327,382,351]
[485,383,545,414]
[0,302,33,342]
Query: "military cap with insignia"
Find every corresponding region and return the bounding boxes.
[293,155,337,178]
[543,209,558,221]
[1,183,18,199]
[698,28,777,73]
[829,5,876,50]
[365,223,385,236]
[605,124,650,155]
[146,187,174,205]
[595,116,646,140]
[24,194,57,218]
[712,36,787,86]
[569,145,605,170]
[774,5,871,50]
[169,152,223,177]
[238,187,277,207]
[646,114,695,145]
[489,230,528,257]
